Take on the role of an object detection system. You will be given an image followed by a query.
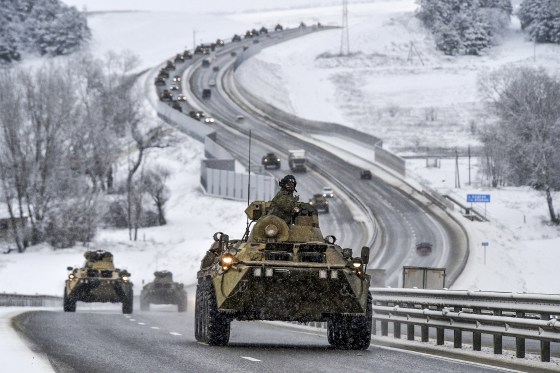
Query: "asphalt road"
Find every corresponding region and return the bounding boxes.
[13,298,513,373]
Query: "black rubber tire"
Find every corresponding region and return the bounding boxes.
[328,292,372,350]
[194,282,204,342]
[201,278,230,345]
[347,292,372,350]
[122,288,134,314]
[63,287,76,312]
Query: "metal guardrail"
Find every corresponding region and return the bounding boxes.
[371,288,560,363]
[0,293,62,307]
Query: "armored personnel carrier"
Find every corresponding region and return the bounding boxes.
[140,270,187,312]
[195,200,372,349]
[64,250,133,314]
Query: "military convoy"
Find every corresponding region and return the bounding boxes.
[140,270,187,312]
[195,198,372,349]
[64,250,133,314]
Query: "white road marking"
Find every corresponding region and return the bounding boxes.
[137,322,146,325]
[170,332,182,336]
[129,319,136,322]
[150,326,160,330]
[241,357,261,362]
[196,342,206,346]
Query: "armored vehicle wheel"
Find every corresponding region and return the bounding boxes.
[195,283,203,342]
[198,278,230,345]
[328,292,372,350]
[178,294,187,313]
[140,297,150,311]
[63,288,76,312]
[122,288,134,314]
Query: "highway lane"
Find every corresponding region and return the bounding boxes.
[13,300,512,373]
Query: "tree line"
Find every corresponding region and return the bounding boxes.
[0,52,172,252]
[417,0,560,55]
[0,0,90,64]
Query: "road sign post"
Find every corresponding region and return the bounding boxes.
[482,241,489,265]
[467,194,491,219]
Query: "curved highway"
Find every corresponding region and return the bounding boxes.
[185,30,467,287]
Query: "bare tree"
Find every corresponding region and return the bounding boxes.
[479,66,560,224]
[127,124,171,240]
[143,166,170,226]
[0,70,31,252]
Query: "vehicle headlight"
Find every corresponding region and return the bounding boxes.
[352,258,363,268]
[264,224,278,238]
[122,276,129,282]
[68,274,75,280]
[220,254,235,271]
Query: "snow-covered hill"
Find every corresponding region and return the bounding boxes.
[0,0,558,299]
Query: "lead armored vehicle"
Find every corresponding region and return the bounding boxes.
[195,200,372,349]
[140,270,187,312]
[64,250,133,314]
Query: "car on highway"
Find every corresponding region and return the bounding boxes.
[176,94,187,102]
[159,89,173,102]
[236,115,244,121]
[170,84,180,91]
[416,242,433,256]
[172,75,181,82]
[189,110,204,120]
[309,194,329,213]
[322,186,334,198]
[360,169,372,179]
[154,76,166,86]
[203,117,215,124]
[140,270,187,312]
[208,79,216,87]
[171,101,182,112]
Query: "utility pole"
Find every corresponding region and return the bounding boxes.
[468,144,471,186]
[193,30,196,50]
[340,0,349,56]
[455,148,461,188]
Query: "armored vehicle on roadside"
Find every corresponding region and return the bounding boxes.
[64,250,133,314]
[140,270,187,312]
[195,199,372,349]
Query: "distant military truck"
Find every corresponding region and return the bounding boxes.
[64,250,133,314]
[288,149,307,172]
[261,152,281,169]
[140,270,187,312]
[309,193,329,213]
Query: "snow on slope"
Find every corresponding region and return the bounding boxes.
[0,0,558,300]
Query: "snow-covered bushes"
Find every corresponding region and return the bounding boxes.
[0,0,90,64]
[416,0,512,55]
[518,0,560,44]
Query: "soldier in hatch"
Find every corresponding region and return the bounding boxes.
[268,175,299,224]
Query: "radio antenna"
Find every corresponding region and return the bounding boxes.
[247,129,252,206]
[244,130,252,241]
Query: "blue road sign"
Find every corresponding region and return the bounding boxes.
[482,242,489,246]
[467,194,490,203]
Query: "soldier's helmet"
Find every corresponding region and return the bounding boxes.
[279,175,297,192]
